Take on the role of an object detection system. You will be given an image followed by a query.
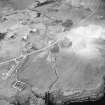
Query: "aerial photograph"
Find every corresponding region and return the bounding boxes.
[0,0,105,105]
